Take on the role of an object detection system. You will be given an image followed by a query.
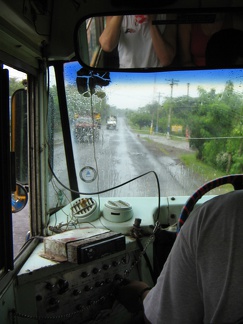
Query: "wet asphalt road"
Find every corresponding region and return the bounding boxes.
[12,119,196,257]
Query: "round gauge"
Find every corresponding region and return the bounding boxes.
[79,166,97,183]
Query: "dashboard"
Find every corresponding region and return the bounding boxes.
[14,195,213,323]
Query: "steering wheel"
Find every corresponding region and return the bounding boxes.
[177,174,243,232]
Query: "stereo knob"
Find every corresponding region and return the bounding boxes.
[98,296,105,304]
[112,261,119,267]
[73,289,81,296]
[84,285,93,292]
[57,279,69,294]
[49,297,59,306]
[92,268,100,274]
[81,271,89,278]
[76,304,83,311]
[95,281,104,288]
[45,282,55,290]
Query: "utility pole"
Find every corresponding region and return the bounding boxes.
[166,78,179,138]
[156,92,161,133]
[187,83,190,97]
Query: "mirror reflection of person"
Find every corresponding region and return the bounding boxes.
[206,28,243,67]
[179,14,234,67]
[99,15,176,68]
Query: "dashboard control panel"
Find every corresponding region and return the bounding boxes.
[35,248,141,323]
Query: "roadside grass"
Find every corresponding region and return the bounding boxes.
[180,152,233,193]
[132,125,232,192]
[137,128,225,180]
[180,152,225,180]
[131,127,150,135]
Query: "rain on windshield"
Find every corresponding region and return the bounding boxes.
[48,62,243,210]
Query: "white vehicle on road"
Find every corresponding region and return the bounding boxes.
[106,116,117,129]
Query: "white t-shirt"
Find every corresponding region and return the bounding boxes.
[118,15,166,68]
[144,190,243,323]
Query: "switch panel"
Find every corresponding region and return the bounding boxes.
[35,249,140,323]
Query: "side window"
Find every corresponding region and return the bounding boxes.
[47,66,71,212]
[6,66,30,258]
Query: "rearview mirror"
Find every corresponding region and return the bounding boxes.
[11,89,28,184]
[75,11,243,70]
[12,183,28,213]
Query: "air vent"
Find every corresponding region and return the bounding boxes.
[71,197,99,222]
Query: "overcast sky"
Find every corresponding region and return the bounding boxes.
[106,68,243,109]
[4,66,26,80]
[6,63,243,110]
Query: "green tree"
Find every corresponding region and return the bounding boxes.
[130,111,151,129]
[188,81,243,171]
[10,77,25,96]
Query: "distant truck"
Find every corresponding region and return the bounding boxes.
[74,116,99,143]
[106,116,117,130]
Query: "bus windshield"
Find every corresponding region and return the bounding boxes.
[47,62,243,217]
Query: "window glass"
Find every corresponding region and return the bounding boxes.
[48,67,72,211]
[55,62,243,201]
[5,65,29,258]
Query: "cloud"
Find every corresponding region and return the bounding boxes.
[105,69,241,109]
